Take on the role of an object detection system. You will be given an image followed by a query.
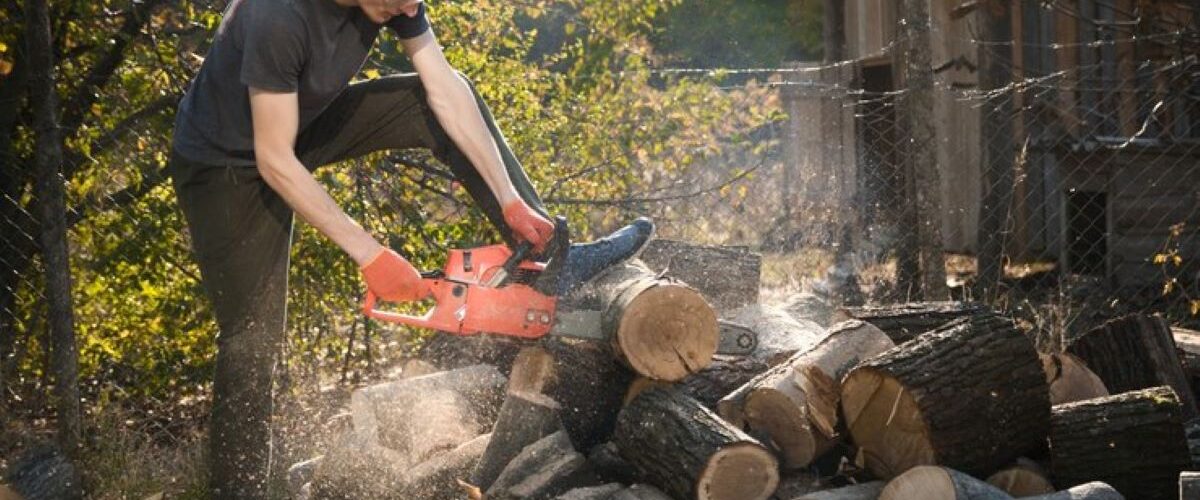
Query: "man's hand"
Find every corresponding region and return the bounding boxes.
[361,248,431,302]
[502,200,553,253]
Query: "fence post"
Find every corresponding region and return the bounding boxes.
[898,0,949,300]
[975,0,1016,301]
[26,0,82,453]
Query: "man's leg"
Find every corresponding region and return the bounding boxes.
[171,158,292,499]
[296,73,544,246]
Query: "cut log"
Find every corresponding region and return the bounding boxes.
[586,442,636,486]
[1040,353,1108,405]
[1048,386,1192,500]
[678,354,770,410]
[879,466,1011,500]
[610,484,676,500]
[841,301,992,345]
[841,316,1050,478]
[1181,472,1200,500]
[741,320,892,468]
[985,458,1053,497]
[1066,314,1199,421]
[401,433,491,500]
[716,323,832,430]
[310,431,408,498]
[726,304,827,365]
[417,334,525,375]
[553,483,625,500]
[613,386,779,500]
[771,470,822,499]
[486,430,595,500]
[470,391,563,491]
[349,365,506,464]
[525,340,637,451]
[639,239,761,314]
[1026,482,1124,500]
[794,481,886,500]
[288,456,322,499]
[1172,327,1200,382]
[624,376,672,406]
[585,261,719,382]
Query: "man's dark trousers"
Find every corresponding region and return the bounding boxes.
[169,74,546,499]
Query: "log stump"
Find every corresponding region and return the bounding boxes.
[1048,386,1192,500]
[840,316,1050,478]
[613,386,779,500]
[585,262,719,382]
[1067,314,1199,421]
[842,301,991,344]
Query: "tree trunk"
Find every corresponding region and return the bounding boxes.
[638,240,761,314]
[613,386,779,500]
[1048,386,1192,500]
[1066,314,1198,421]
[898,0,948,301]
[841,316,1049,478]
[25,0,81,453]
[880,466,1012,500]
[470,391,562,491]
[725,304,827,365]
[842,301,991,345]
[742,320,893,468]
[1040,352,1108,405]
[587,262,719,382]
[974,0,1016,300]
[985,457,1054,497]
[349,365,505,465]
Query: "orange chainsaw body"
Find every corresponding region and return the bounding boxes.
[362,244,557,339]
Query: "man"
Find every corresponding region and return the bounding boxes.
[169,0,652,496]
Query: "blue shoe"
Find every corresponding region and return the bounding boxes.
[558,217,655,295]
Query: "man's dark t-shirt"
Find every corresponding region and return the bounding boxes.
[172,0,429,167]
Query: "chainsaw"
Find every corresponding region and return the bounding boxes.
[362,217,757,355]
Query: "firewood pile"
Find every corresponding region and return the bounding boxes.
[290,241,1200,500]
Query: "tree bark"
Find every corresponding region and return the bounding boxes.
[974,0,1016,300]
[898,0,948,301]
[1048,386,1192,500]
[470,391,562,491]
[841,316,1049,478]
[613,386,779,500]
[1066,314,1198,421]
[523,340,637,451]
[638,240,761,314]
[880,466,1012,500]
[842,301,991,344]
[25,0,81,453]
[485,430,594,500]
[677,354,770,409]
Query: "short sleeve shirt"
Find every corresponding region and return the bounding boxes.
[172,0,429,166]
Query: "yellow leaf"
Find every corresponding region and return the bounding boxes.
[1153,253,1168,265]
[0,42,7,53]
[1191,300,1200,316]
[0,59,10,76]
[363,68,380,80]
[1173,255,1183,267]
[1163,279,1176,296]
[90,103,102,117]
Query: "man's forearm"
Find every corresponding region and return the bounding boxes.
[256,151,381,265]
[423,72,521,207]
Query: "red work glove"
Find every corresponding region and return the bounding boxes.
[502,200,553,253]
[361,248,431,302]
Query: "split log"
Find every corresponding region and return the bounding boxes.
[553,483,625,500]
[841,301,991,344]
[794,481,885,500]
[1040,353,1108,405]
[1048,386,1192,500]
[726,304,827,365]
[401,433,491,500]
[639,239,761,314]
[514,341,636,451]
[349,365,506,464]
[288,457,322,499]
[985,458,1053,497]
[486,430,595,500]
[1181,472,1200,500]
[1027,482,1124,500]
[879,466,1011,500]
[470,391,563,491]
[841,316,1049,478]
[613,386,779,500]
[310,432,408,498]
[586,442,636,485]
[1066,314,1199,421]
[679,354,770,410]
[585,261,719,382]
[742,320,893,468]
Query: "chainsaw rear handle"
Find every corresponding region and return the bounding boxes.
[362,277,454,330]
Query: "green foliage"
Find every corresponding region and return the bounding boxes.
[651,0,824,67]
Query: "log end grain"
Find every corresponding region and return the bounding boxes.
[744,385,820,468]
[1041,352,1109,406]
[840,369,935,478]
[696,442,781,500]
[880,466,1011,500]
[616,284,718,382]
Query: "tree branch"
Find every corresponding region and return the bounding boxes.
[63,92,180,178]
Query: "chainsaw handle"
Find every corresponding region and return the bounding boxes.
[361,278,452,330]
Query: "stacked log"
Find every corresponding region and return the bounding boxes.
[840,316,1050,478]
[725,304,827,365]
[469,391,562,490]
[613,386,780,500]
[485,431,594,499]
[842,301,991,344]
[1066,314,1199,420]
[677,354,770,409]
[638,239,761,314]
[1048,386,1192,500]
[881,466,1124,500]
[1040,353,1108,405]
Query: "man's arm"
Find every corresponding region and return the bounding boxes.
[399,30,553,251]
[249,88,428,301]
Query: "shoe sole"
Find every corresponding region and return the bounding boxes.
[584,219,657,285]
